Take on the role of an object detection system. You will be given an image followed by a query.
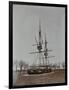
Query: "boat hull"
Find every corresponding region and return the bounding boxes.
[27,68,52,74]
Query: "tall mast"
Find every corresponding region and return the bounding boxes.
[38,19,42,52]
[38,19,43,65]
[39,19,41,44]
[44,33,47,50]
[44,33,48,66]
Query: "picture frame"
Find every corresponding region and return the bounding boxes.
[9,1,67,89]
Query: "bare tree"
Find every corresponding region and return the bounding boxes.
[19,60,26,72]
[62,62,65,69]
[56,63,60,69]
[52,64,57,70]
[14,60,18,72]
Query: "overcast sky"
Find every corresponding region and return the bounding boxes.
[13,4,65,65]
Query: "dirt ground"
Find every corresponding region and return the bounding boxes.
[15,69,65,86]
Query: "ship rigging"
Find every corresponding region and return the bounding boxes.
[27,20,55,74]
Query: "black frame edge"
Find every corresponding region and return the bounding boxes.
[65,5,67,85]
[9,1,13,89]
[9,1,67,7]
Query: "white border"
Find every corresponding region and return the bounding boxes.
[0,0,68,90]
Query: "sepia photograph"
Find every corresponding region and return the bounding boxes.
[9,1,67,88]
